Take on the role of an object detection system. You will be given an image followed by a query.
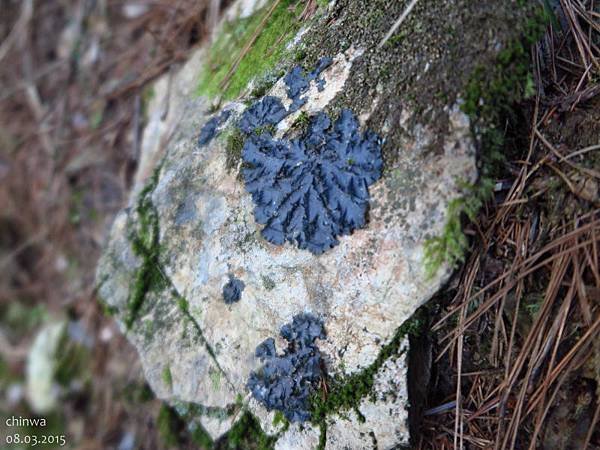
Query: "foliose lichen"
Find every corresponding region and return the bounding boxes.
[237,56,332,134]
[208,57,382,254]
[242,110,382,254]
[247,313,325,422]
[222,275,245,304]
[239,96,288,134]
[284,56,332,110]
[198,109,232,146]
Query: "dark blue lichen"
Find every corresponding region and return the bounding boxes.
[247,313,325,423]
[198,109,232,146]
[239,96,288,134]
[284,67,309,99]
[237,57,333,136]
[242,109,383,254]
[222,275,245,304]
[308,56,332,93]
[284,56,332,110]
[231,57,381,254]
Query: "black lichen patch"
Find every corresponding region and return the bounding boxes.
[242,109,382,254]
[222,275,245,304]
[247,313,325,423]
[238,56,332,136]
[284,56,332,110]
[230,57,381,254]
[283,67,309,104]
[198,109,232,146]
[239,96,288,134]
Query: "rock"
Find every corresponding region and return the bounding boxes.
[26,321,66,413]
[325,339,409,449]
[97,0,537,446]
[275,423,321,450]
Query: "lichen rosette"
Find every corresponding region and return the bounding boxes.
[242,110,382,254]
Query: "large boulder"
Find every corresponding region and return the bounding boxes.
[97,0,538,447]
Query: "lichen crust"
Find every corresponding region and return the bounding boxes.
[247,313,325,422]
[242,109,382,254]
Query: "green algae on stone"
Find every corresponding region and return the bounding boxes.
[272,411,290,432]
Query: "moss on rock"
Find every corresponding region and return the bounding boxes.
[197,0,310,101]
[309,308,428,449]
[222,126,246,173]
[423,5,550,277]
[216,412,277,450]
[125,165,167,329]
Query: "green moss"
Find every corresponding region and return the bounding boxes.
[218,412,276,450]
[162,365,173,389]
[125,165,168,329]
[253,124,277,136]
[423,6,549,278]
[293,47,307,63]
[158,405,185,447]
[177,296,189,311]
[223,127,246,172]
[54,330,89,387]
[235,393,244,406]
[423,181,491,279]
[271,411,289,432]
[261,275,276,291]
[191,423,214,449]
[197,0,305,101]
[209,368,222,391]
[290,110,310,134]
[317,422,327,450]
[310,310,427,447]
